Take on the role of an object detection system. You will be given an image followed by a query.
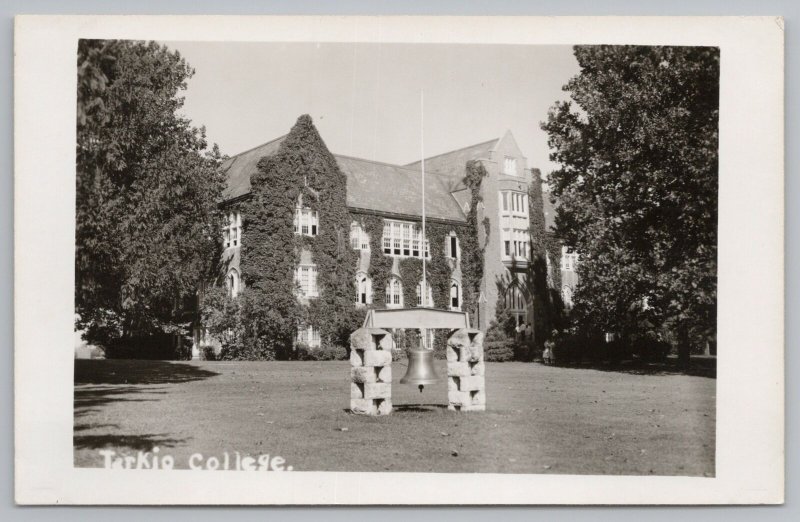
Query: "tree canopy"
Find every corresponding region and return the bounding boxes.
[541,46,719,359]
[76,40,225,349]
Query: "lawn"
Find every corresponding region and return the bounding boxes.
[74,359,715,476]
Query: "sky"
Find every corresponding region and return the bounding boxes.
[164,41,580,177]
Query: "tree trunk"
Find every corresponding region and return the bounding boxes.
[677,328,691,370]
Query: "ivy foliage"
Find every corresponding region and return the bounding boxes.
[236,115,359,359]
[461,160,488,322]
[75,40,225,350]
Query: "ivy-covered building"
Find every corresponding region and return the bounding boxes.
[194,115,567,358]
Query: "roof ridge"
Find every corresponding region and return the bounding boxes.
[334,153,453,178]
[403,137,500,167]
[224,134,288,162]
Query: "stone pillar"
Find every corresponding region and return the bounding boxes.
[446,329,486,412]
[349,328,393,415]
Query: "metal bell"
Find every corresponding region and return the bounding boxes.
[400,348,441,392]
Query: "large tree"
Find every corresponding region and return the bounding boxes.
[542,46,719,366]
[76,40,225,351]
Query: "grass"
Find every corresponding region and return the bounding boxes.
[74,359,715,475]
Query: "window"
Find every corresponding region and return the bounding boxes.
[450,281,460,310]
[505,284,529,326]
[350,222,370,250]
[295,264,318,298]
[227,269,241,298]
[386,277,403,308]
[499,191,530,261]
[224,212,242,248]
[382,220,430,259]
[448,233,459,259]
[355,273,372,305]
[294,207,318,237]
[561,286,573,311]
[416,280,433,307]
[503,156,517,176]
[297,325,320,348]
[561,246,578,271]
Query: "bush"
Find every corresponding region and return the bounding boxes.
[103,333,192,360]
[295,343,348,361]
[485,340,516,362]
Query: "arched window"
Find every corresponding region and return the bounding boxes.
[505,284,529,327]
[227,268,240,298]
[386,277,403,308]
[450,281,460,310]
[561,285,573,311]
[355,273,372,305]
[416,280,433,307]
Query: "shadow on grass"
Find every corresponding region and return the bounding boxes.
[550,356,716,379]
[74,386,166,410]
[73,433,188,451]
[393,404,448,413]
[75,359,220,385]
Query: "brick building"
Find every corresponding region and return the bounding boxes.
[193,117,574,357]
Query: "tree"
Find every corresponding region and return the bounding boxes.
[76,40,225,351]
[541,46,719,367]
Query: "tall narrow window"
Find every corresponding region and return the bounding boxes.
[450,281,460,310]
[355,273,371,305]
[227,269,240,298]
[416,281,433,307]
[224,212,242,248]
[295,264,318,298]
[449,234,459,259]
[562,286,574,311]
[386,277,403,307]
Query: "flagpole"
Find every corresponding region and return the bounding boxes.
[421,89,426,306]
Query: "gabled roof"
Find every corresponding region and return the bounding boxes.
[404,138,499,178]
[335,155,466,222]
[220,135,287,200]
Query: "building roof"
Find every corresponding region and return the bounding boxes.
[220,135,287,200]
[334,155,466,222]
[404,138,499,178]
[219,133,548,227]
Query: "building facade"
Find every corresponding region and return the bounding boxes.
[194,116,570,357]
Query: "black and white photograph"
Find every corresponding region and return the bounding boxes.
[13,15,784,505]
[72,38,719,476]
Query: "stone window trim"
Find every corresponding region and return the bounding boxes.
[297,325,321,348]
[294,207,319,237]
[416,280,434,307]
[295,264,319,298]
[226,268,241,298]
[355,272,372,306]
[350,222,371,251]
[385,277,403,308]
[382,219,430,259]
[223,212,242,249]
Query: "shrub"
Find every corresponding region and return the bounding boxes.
[295,343,348,361]
[485,340,516,362]
[103,333,192,360]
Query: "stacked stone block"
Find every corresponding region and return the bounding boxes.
[349,328,393,415]
[446,329,486,412]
